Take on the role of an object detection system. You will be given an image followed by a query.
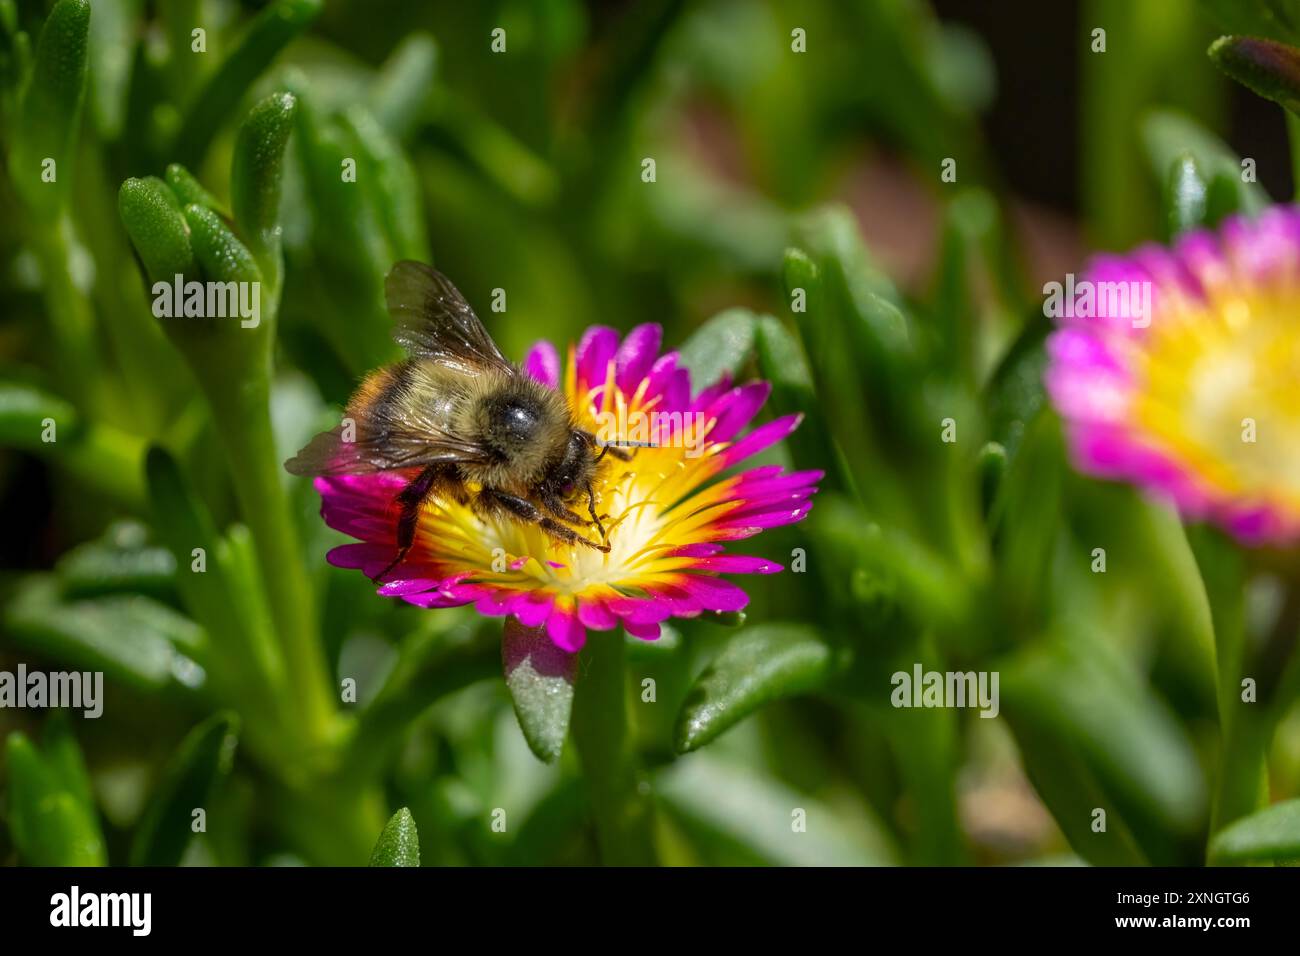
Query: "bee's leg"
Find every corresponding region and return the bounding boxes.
[583,483,606,540]
[539,490,609,544]
[539,491,586,527]
[372,465,441,582]
[479,487,611,553]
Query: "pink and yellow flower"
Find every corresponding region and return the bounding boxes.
[316,323,821,650]
[1046,206,1300,544]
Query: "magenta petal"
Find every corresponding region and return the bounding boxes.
[679,575,750,612]
[662,368,692,413]
[508,590,555,628]
[719,414,803,466]
[666,542,725,558]
[607,596,674,625]
[706,382,772,442]
[732,468,824,496]
[693,374,734,408]
[725,486,818,516]
[623,619,661,641]
[326,542,390,569]
[731,464,783,483]
[523,340,560,388]
[577,325,619,387]
[615,324,662,393]
[377,576,446,596]
[474,590,514,617]
[577,598,620,631]
[693,554,783,574]
[545,606,587,652]
[644,582,704,615]
[717,501,814,530]
[644,352,681,406]
[402,589,474,609]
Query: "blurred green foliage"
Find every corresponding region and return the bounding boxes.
[0,0,1298,867]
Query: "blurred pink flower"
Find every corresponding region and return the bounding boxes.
[1046,206,1300,544]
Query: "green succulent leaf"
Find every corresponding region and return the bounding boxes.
[232,91,297,292]
[795,206,909,361]
[9,0,90,211]
[754,314,847,493]
[165,163,224,213]
[503,618,577,764]
[1209,799,1300,863]
[369,807,421,866]
[5,575,205,691]
[184,203,262,287]
[977,440,1007,516]
[1142,110,1266,217]
[1165,152,1208,237]
[144,447,284,703]
[784,218,929,521]
[1007,717,1148,866]
[0,379,144,505]
[1002,638,1206,863]
[340,105,428,260]
[119,176,197,282]
[42,715,97,814]
[989,411,1064,617]
[677,308,759,388]
[86,0,136,139]
[347,620,501,778]
[983,308,1050,460]
[657,755,896,866]
[932,189,1000,380]
[1209,34,1300,114]
[675,623,834,753]
[370,32,439,140]
[171,0,322,168]
[1200,0,1300,45]
[5,732,106,866]
[0,380,79,445]
[56,520,177,600]
[129,712,240,866]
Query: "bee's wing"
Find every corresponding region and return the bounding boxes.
[385,261,514,374]
[285,421,488,477]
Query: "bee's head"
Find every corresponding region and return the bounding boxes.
[550,429,600,497]
[473,377,582,487]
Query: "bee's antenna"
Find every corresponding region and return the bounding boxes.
[596,439,659,448]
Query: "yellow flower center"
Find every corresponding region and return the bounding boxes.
[412,353,734,598]
[1133,285,1300,509]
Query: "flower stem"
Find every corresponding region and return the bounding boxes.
[1207,569,1275,840]
[202,362,336,765]
[571,632,657,865]
[30,216,103,412]
[1214,578,1300,840]
[1211,711,1268,838]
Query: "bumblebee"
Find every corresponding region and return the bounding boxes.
[286,261,629,581]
